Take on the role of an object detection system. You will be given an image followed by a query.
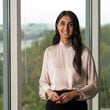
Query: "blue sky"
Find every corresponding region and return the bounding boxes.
[0,0,110,27]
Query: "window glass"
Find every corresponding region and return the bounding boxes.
[21,0,85,110]
[0,0,3,109]
[100,0,110,109]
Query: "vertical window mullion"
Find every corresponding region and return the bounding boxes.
[92,0,100,110]
[10,0,21,110]
[86,0,100,110]
[86,0,92,110]
[3,0,11,110]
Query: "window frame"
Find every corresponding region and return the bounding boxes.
[3,0,21,110]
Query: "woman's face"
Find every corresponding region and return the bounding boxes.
[57,15,74,42]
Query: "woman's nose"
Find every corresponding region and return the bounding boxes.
[64,24,69,31]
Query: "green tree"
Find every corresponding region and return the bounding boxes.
[21,30,54,110]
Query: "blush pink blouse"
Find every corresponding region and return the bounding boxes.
[39,41,99,101]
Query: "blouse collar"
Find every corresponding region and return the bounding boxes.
[59,40,72,48]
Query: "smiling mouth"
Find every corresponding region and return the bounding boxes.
[63,31,68,34]
[63,33,70,35]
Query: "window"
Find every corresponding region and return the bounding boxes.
[1,0,101,110]
[21,0,85,110]
[100,0,110,109]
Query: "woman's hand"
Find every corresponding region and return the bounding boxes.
[46,90,61,102]
[57,90,80,104]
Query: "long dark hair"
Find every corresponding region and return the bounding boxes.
[52,10,83,75]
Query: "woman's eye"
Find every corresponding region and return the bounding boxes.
[60,22,65,26]
[69,23,73,26]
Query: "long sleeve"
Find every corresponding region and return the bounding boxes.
[39,49,51,100]
[77,51,99,101]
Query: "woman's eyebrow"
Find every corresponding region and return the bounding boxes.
[60,20,73,23]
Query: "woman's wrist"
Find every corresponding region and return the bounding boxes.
[71,90,80,99]
[46,89,53,99]
[74,90,80,99]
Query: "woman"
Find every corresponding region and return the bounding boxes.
[39,10,99,110]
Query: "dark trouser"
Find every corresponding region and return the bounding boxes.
[46,91,87,110]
